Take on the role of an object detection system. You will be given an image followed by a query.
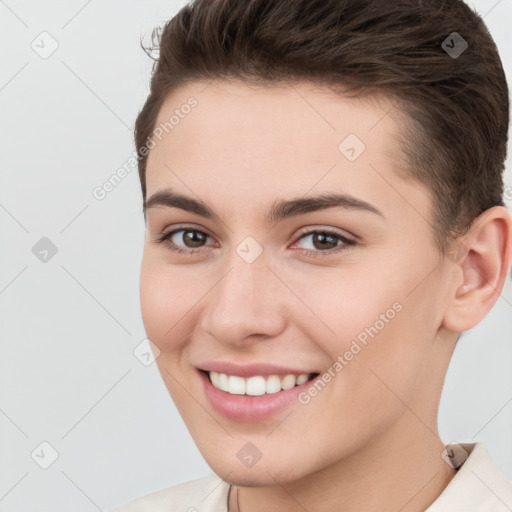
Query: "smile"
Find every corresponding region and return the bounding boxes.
[198,367,321,422]
[207,371,318,396]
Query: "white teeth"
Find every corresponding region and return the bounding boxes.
[281,374,296,390]
[210,371,232,392]
[296,374,309,385]
[246,376,266,396]
[266,375,282,394]
[227,375,245,395]
[208,372,312,395]
[210,371,220,388]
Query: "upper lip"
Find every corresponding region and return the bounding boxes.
[197,361,319,378]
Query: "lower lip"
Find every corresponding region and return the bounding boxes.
[199,370,318,422]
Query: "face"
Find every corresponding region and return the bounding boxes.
[140,79,456,486]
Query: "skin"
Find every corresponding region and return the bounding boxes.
[139,79,512,512]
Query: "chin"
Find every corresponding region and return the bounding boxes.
[203,452,309,487]
[222,469,297,488]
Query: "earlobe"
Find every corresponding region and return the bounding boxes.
[441,206,512,334]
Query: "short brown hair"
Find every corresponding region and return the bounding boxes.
[135,0,509,255]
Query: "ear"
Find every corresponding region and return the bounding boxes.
[442,205,512,333]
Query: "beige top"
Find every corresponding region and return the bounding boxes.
[109,443,512,511]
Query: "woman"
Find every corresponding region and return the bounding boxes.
[110,0,512,510]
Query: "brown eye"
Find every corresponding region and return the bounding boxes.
[293,229,356,257]
[154,228,213,254]
[179,229,208,248]
[311,232,339,250]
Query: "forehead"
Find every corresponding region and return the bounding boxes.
[145,79,430,228]
[150,79,399,162]
[148,80,398,175]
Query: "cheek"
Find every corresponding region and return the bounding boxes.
[304,262,433,393]
[291,262,404,347]
[139,253,197,351]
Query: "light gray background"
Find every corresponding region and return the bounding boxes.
[0,1,511,510]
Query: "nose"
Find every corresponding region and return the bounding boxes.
[199,251,287,347]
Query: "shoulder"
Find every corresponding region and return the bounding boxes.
[107,474,230,512]
[427,443,512,511]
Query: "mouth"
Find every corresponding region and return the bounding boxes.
[196,361,323,421]
[201,370,320,396]
[198,368,321,421]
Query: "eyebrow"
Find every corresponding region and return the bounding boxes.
[144,188,385,223]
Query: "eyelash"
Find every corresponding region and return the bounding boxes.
[153,226,356,258]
